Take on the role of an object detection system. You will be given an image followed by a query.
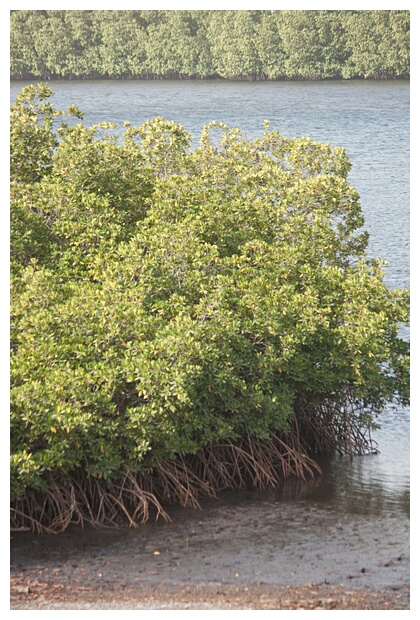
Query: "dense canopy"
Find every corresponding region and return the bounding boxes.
[10,10,410,81]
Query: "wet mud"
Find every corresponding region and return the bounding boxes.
[10,487,409,610]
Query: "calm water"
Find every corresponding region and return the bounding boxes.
[10,80,410,517]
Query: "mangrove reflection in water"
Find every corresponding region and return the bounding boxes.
[247,402,410,519]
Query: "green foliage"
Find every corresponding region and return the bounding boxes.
[277,10,349,79]
[207,11,262,79]
[254,11,286,79]
[342,11,410,79]
[144,11,201,78]
[10,83,59,184]
[10,86,409,502]
[96,11,148,77]
[10,10,410,80]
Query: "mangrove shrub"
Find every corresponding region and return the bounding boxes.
[10,85,409,531]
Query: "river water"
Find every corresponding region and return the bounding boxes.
[10,80,411,596]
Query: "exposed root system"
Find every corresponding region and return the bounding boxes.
[10,401,378,534]
[295,397,379,458]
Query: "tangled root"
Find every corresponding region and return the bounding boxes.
[10,428,321,533]
[295,397,379,458]
[10,399,377,534]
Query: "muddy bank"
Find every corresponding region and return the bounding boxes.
[10,488,409,610]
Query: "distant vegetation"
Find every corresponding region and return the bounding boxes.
[10,10,410,81]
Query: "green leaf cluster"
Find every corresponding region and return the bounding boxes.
[10,86,409,501]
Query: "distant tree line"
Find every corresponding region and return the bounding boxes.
[10,10,410,81]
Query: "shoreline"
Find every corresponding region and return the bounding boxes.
[10,492,409,611]
[10,580,409,610]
